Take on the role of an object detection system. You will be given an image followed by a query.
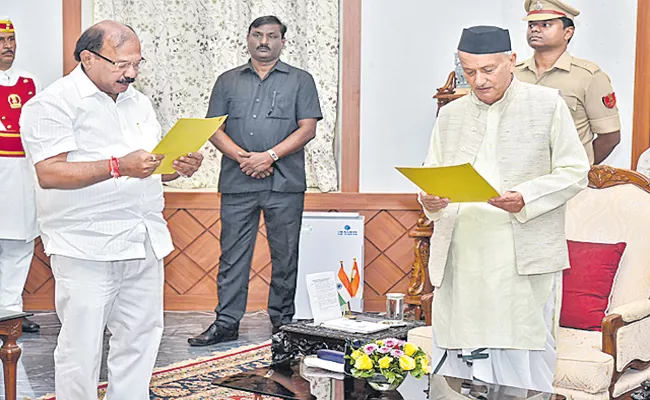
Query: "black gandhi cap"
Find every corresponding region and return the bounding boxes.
[457,26,512,55]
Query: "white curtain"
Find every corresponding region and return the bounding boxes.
[93,0,339,192]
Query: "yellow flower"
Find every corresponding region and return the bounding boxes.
[377,340,384,346]
[378,355,393,369]
[350,350,363,360]
[418,356,429,370]
[403,342,418,356]
[354,354,374,370]
[399,355,416,371]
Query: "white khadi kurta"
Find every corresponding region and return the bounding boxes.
[0,66,39,241]
[19,65,174,400]
[422,83,587,392]
[20,65,173,261]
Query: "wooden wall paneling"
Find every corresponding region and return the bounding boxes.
[632,0,650,169]
[340,0,362,192]
[23,193,421,312]
[62,0,82,75]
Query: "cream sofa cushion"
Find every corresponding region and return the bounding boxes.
[554,327,613,394]
[408,325,433,360]
[615,315,650,373]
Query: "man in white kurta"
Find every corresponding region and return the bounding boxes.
[420,26,589,394]
[20,21,203,400]
[0,17,40,332]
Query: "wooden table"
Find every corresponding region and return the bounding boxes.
[271,312,425,365]
[0,309,31,400]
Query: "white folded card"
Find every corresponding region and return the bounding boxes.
[302,355,345,374]
[320,317,389,334]
[305,272,342,325]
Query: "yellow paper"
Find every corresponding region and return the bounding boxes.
[396,163,500,203]
[152,116,227,174]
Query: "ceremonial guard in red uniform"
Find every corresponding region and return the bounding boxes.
[0,17,40,332]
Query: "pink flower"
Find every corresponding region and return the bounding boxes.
[384,338,399,348]
[378,346,392,354]
[363,344,379,354]
[390,349,404,358]
[397,340,406,346]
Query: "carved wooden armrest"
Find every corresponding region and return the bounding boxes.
[421,292,434,326]
[602,310,650,397]
[601,313,624,370]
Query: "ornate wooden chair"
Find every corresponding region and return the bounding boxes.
[405,71,465,319]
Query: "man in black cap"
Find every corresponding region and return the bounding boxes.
[419,26,589,393]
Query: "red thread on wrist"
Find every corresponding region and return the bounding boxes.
[109,156,121,178]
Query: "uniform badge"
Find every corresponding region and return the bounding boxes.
[7,94,21,109]
[602,92,617,109]
[534,0,543,11]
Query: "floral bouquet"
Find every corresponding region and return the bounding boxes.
[347,338,431,389]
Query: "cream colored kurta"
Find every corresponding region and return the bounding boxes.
[423,85,584,350]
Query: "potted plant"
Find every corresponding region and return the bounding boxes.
[347,338,430,391]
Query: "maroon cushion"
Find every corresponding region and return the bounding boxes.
[560,240,627,331]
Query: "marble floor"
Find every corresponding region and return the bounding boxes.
[0,310,276,399]
[1,310,429,400]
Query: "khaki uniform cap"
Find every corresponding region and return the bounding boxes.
[523,0,580,21]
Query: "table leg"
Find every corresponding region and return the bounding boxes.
[332,379,345,400]
[0,319,22,400]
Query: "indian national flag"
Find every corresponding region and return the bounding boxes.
[350,258,361,297]
[337,261,353,305]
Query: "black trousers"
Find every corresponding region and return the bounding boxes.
[215,191,304,329]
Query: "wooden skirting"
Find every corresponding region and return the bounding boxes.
[23,192,421,312]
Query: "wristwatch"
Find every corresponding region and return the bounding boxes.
[267,149,279,161]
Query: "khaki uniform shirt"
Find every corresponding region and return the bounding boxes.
[515,52,621,164]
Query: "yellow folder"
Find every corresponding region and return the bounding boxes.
[152,116,227,174]
[396,163,500,203]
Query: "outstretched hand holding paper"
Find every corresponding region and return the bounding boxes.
[152,116,227,174]
[396,163,500,203]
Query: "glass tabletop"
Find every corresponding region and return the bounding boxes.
[212,359,566,400]
[431,375,566,400]
[212,360,407,400]
[0,309,32,323]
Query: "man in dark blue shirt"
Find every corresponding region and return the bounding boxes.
[189,15,322,346]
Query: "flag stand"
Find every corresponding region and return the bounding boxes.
[343,302,356,319]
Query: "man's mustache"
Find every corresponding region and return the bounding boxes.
[117,77,135,84]
[1,50,14,56]
[257,45,270,51]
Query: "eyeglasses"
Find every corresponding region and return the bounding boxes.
[87,49,146,71]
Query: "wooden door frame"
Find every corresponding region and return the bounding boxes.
[62,0,81,75]
[632,0,650,169]
[62,0,649,176]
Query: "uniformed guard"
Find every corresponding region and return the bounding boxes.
[0,17,40,332]
[515,0,621,165]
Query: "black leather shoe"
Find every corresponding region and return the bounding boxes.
[188,323,238,346]
[22,317,40,333]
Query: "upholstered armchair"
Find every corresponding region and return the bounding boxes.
[554,166,650,399]
[407,166,650,399]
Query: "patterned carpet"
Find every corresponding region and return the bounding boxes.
[35,342,281,400]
